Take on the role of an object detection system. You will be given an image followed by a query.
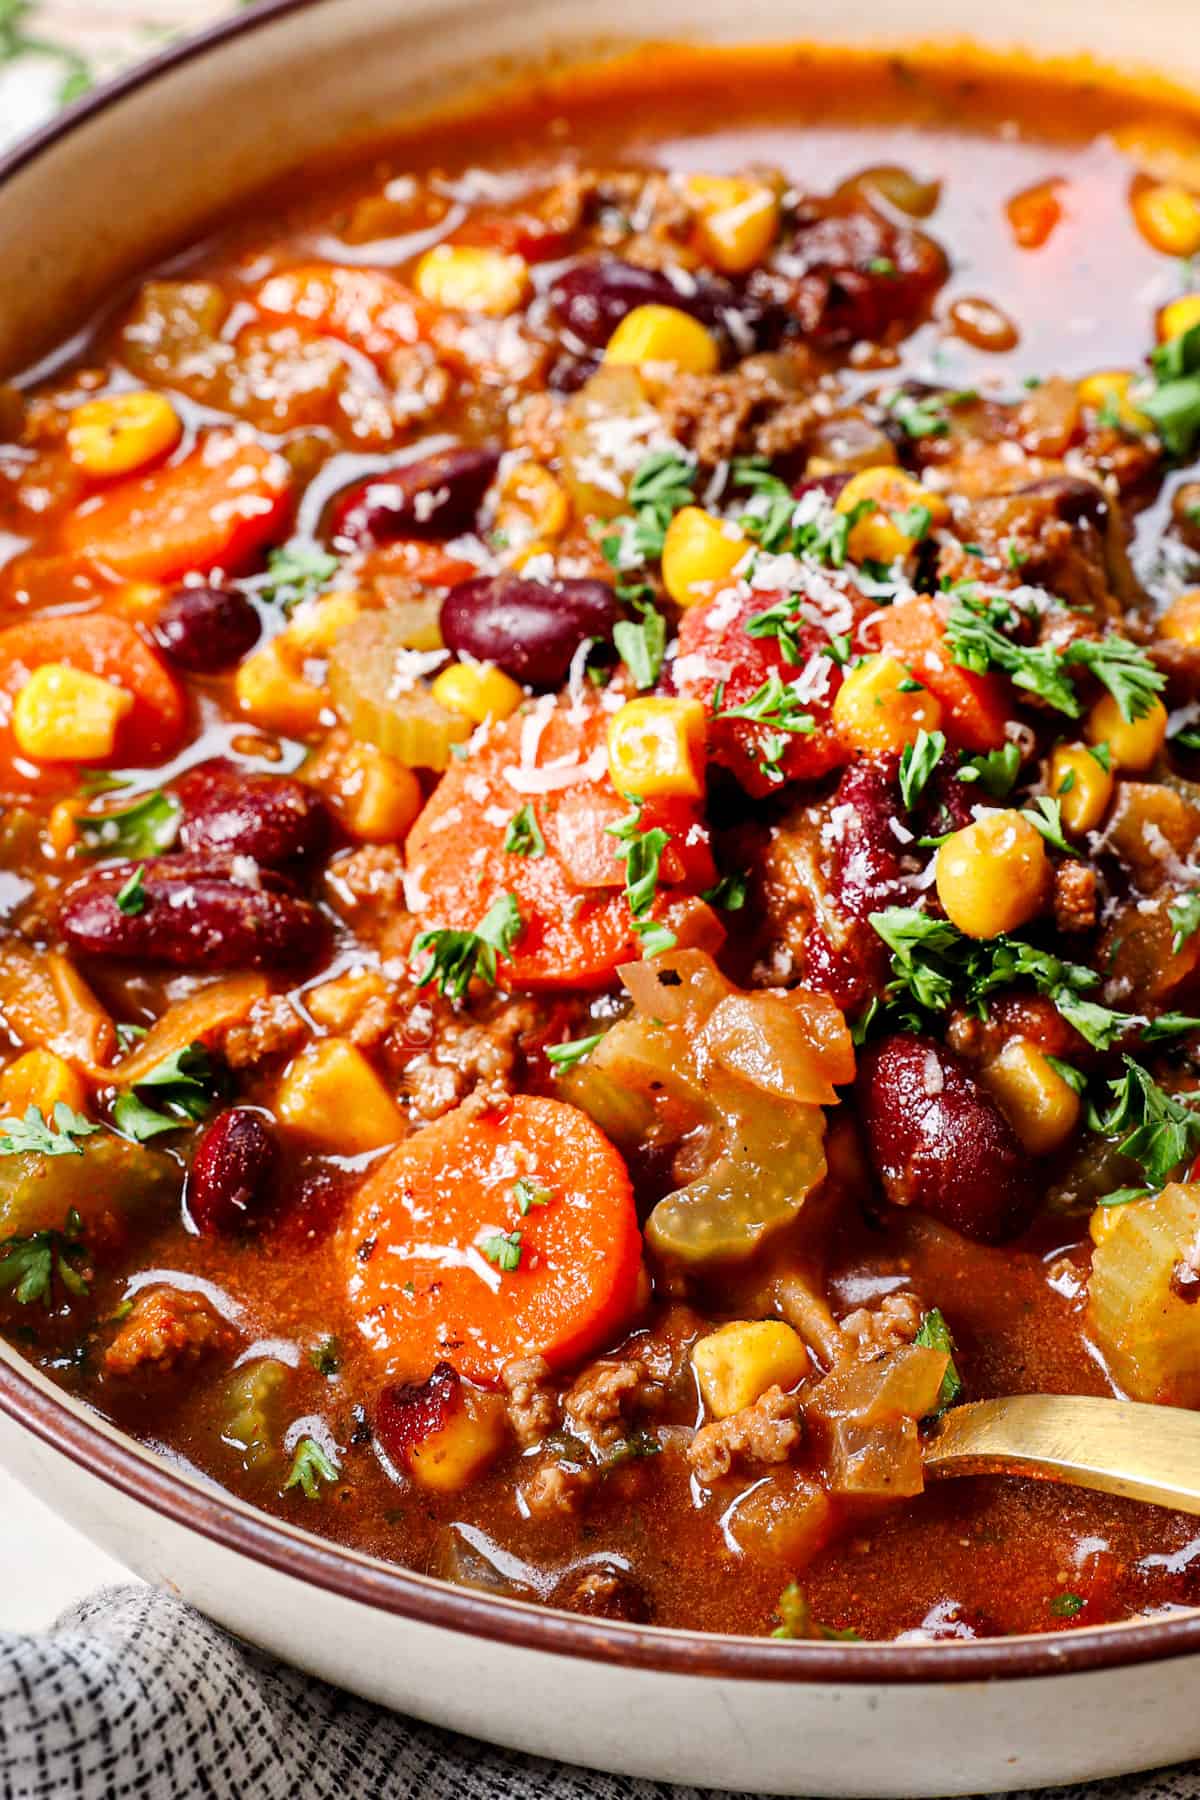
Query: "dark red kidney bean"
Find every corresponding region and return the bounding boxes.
[1017,475,1109,531]
[152,584,261,672]
[554,1564,653,1624]
[792,472,851,505]
[187,1107,277,1235]
[58,856,327,971]
[855,1032,1037,1244]
[375,1363,460,1470]
[175,759,331,869]
[748,199,947,347]
[329,446,500,548]
[441,574,620,690]
[547,258,746,350]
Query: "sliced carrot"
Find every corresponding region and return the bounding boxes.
[253,264,434,360]
[1006,179,1065,251]
[60,433,291,581]
[345,1094,642,1382]
[405,700,717,989]
[0,613,186,793]
[868,595,1011,752]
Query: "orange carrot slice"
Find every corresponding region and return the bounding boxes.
[254,264,434,360]
[345,1094,642,1383]
[869,595,1011,752]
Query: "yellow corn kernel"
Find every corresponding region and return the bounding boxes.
[685,174,781,274]
[1049,742,1114,836]
[431,660,524,725]
[275,1038,404,1154]
[1160,590,1200,647]
[832,653,943,755]
[325,740,423,843]
[1076,370,1152,433]
[305,969,390,1032]
[935,810,1050,940]
[603,304,720,375]
[234,639,326,737]
[1158,294,1200,343]
[1085,692,1167,773]
[660,505,750,608]
[607,696,707,800]
[692,1320,809,1420]
[12,664,133,762]
[107,581,166,626]
[65,390,182,478]
[495,461,569,547]
[982,1038,1081,1156]
[405,1391,509,1493]
[283,589,362,657]
[835,466,950,563]
[414,244,529,317]
[0,1050,86,1118]
[46,799,79,857]
[1132,182,1200,258]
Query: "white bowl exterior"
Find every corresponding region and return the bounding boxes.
[4,4,1200,1789]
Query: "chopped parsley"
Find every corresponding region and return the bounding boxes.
[115,863,148,916]
[112,1042,223,1142]
[480,1229,523,1272]
[891,502,934,543]
[625,450,697,561]
[413,892,523,1001]
[771,1582,862,1641]
[946,590,1164,723]
[545,1032,605,1070]
[608,797,675,957]
[898,728,946,810]
[731,459,873,566]
[1049,1593,1086,1619]
[309,1337,341,1377]
[1169,891,1200,954]
[1096,1059,1200,1188]
[1063,634,1165,724]
[887,388,976,441]
[613,604,667,690]
[701,869,749,911]
[75,789,181,859]
[1022,795,1076,856]
[0,1208,89,1306]
[258,541,340,612]
[957,742,1021,798]
[503,804,545,858]
[283,1435,340,1499]
[713,670,815,783]
[1139,321,1200,459]
[914,1308,964,1418]
[514,1177,553,1215]
[0,1103,99,1159]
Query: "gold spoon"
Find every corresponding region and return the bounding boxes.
[924,1394,1200,1515]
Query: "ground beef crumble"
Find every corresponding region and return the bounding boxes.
[687,1385,804,1486]
[104,1288,233,1378]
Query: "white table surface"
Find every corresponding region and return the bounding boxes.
[0,1464,133,1633]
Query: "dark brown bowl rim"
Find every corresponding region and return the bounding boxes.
[3,0,1200,1688]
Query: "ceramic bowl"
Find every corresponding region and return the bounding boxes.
[3,3,1200,1791]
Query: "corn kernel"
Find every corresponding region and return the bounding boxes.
[234,639,326,737]
[495,461,569,548]
[603,304,720,375]
[1085,692,1167,773]
[283,589,361,657]
[414,244,529,317]
[12,663,133,762]
[405,1391,509,1492]
[46,799,79,857]
[607,696,707,799]
[1077,370,1152,433]
[660,505,750,608]
[692,1320,809,1419]
[275,1038,404,1153]
[1160,590,1200,647]
[0,1050,86,1118]
[835,466,950,563]
[1049,741,1114,836]
[1132,182,1200,258]
[685,174,781,274]
[1159,294,1200,343]
[832,653,943,755]
[323,740,423,843]
[935,810,1050,939]
[983,1038,1081,1155]
[431,660,524,725]
[66,390,182,478]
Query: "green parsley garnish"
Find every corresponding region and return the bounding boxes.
[608,797,675,957]
[503,804,546,858]
[545,1032,605,1070]
[115,863,148,916]
[713,670,815,783]
[625,450,697,561]
[771,1582,861,1641]
[75,789,181,859]
[514,1177,553,1215]
[701,869,749,911]
[613,604,667,690]
[1139,321,1200,458]
[310,1336,341,1377]
[1169,892,1200,955]
[0,1207,89,1306]
[1049,1593,1085,1619]
[413,892,523,1001]
[898,728,946,810]
[112,1043,222,1142]
[913,1308,964,1418]
[957,741,1021,798]
[283,1436,340,1499]
[258,541,340,612]
[0,1103,99,1159]
[481,1229,522,1272]
[1096,1059,1200,1188]
[1022,795,1076,856]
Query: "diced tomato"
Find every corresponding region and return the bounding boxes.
[867,595,1011,752]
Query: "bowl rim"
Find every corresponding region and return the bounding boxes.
[3,0,1200,1688]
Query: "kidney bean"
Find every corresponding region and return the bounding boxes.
[440,574,620,690]
[547,258,748,350]
[375,1363,460,1470]
[175,759,331,869]
[855,1032,1037,1244]
[152,584,261,672]
[58,856,327,971]
[748,199,947,347]
[792,472,851,505]
[1017,474,1109,532]
[554,1563,653,1624]
[187,1107,277,1235]
[329,446,500,548]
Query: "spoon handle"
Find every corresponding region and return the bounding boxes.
[925,1394,1200,1515]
